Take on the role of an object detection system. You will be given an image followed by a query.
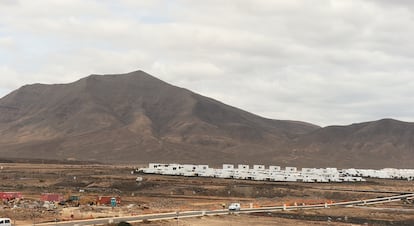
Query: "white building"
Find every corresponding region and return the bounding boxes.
[138,163,371,183]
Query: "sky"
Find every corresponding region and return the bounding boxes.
[1,0,414,126]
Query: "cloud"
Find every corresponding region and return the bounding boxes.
[1,0,414,126]
[0,66,22,98]
[0,36,15,50]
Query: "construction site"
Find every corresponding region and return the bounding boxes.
[1,162,414,225]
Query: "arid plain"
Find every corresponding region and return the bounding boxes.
[1,162,414,225]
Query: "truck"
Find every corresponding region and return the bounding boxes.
[228,203,240,211]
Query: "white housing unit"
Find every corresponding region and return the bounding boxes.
[138,163,373,183]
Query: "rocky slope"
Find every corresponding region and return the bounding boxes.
[0,70,318,165]
[293,119,414,168]
[1,70,413,168]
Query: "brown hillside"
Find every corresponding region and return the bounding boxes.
[293,119,414,168]
[2,70,413,168]
[0,70,318,165]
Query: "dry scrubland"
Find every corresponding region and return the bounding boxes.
[1,163,414,225]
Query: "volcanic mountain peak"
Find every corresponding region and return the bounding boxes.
[1,70,413,168]
[0,70,319,164]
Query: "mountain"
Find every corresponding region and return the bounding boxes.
[0,70,319,165]
[292,119,414,168]
[1,70,413,168]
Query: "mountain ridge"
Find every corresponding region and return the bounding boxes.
[0,70,318,165]
[0,70,413,168]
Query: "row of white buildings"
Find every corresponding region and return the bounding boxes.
[341,168,414,180]
[138,163,367,183]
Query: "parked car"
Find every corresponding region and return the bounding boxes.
[0,218,12,226]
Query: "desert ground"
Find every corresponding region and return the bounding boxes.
[1,162,414,225]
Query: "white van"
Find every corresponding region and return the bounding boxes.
[0,218,11,226]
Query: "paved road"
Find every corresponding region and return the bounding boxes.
[37,210,226,226]
[36,193,414,226]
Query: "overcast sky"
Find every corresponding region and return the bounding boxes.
[1,0,414,126]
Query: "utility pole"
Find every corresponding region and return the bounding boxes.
[32,209,36,226]
[176,211,179,226]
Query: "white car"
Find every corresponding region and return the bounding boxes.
[228,203,241,211]
[0,218,11,226]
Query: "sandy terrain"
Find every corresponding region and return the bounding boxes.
[134,214,359,226]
